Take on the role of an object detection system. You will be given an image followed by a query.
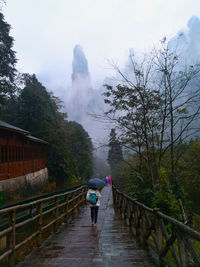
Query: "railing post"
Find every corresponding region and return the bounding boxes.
[115,190,119,210]
[140,208,148,245]
[77,189,80,209]
[126,199,131,226]
[133,203,139,229]
[82,187,86,205]
[75,191,78,213]
[37,202,43,246]
[112,185,116,206]
[123,197,127,222]
[115,189,119,211]
[108,185,200,267]
[118,191,121,212]
[119,193,122,214]
[8,210,16,267]
[177,230,189,267]
[131,200,139,236]
[128,201,134,227]
[72,192,77,215]
[121,195,124,218]
[153,208,163,255]
[54,196,59,232]
[84,187,87,205]
[64,193,69,223]
[30,204,33,217]
[78,188,82,208]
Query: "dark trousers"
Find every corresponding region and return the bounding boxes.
[90,206,99,223]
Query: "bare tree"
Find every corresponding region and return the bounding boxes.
[103,38,200,191]
[155,38,200,183]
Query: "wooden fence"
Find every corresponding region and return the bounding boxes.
[112,184,200,267]
[0,185,87,266]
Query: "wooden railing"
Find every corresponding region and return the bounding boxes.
[0,185,87,266]
[112,184,200,267]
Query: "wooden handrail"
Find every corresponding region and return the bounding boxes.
[112,184,200,267]
[0,185,87,266]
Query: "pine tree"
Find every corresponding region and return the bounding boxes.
[3,73,94,185]
[0,11,17,110]
[65,121,93,179]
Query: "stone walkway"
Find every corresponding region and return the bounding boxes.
[17,186,154,267]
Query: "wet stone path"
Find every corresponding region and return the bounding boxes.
[17,186,154,267]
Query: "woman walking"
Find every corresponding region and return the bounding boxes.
[86,187,101,226]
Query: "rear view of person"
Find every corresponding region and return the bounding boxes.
[86,187,101,226]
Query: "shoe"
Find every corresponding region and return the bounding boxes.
[94,224,96,227]
[91,222,94,226]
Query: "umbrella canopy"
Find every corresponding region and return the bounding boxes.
[86,178,105,189]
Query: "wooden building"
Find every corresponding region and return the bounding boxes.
[0,120,48,181]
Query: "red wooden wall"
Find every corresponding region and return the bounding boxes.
[0,130,47,181]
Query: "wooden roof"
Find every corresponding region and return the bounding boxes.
[0,120,30,135]
[0,120,48,144]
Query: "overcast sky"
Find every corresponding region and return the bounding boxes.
[3,0,200,91]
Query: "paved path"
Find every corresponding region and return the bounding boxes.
[17,186,154,267]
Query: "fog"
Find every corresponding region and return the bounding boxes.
[40,15,200,157]
[52,45,112,154]
[2,1,200,157]
[167,16,198,57]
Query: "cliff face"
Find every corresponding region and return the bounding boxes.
[68,45,93,122]
[71,45,90,82]
[64,45,108,154]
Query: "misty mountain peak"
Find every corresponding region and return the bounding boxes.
[72,45,89,82]
[187,16,200,32]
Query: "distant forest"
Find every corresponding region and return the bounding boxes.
[0,10,93,186]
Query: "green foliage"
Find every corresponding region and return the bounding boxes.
[176,107,188,114]
[152,168,181,219]
[177,140,200,213]
[103,40,200,199]
[65,121,93,179]
[47,134,78,185]
[0,8,94,186]
[16,74,60,137]
[120,155,181,219]
[2,73,93,186]
[118,139,200,220]
[0,11,17,111]
[117,160,154,206]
